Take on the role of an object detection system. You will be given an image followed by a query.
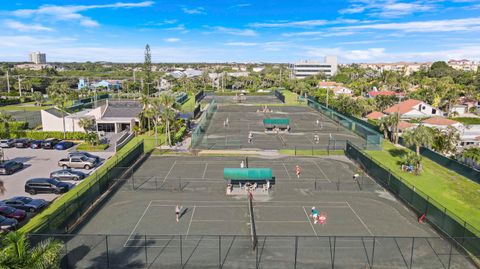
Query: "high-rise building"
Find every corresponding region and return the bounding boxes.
[291,56,338,79]
[29,52,47,64]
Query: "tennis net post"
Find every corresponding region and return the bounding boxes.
[248,192,258,250]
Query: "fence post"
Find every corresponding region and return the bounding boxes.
[311,146,314,156]
[105,235,110,268]
[294,236,298,269]
[218,235,222,269]
[409,237,415,269]
[371,236,376,268]
[295,146,297,156]
[144,234,148,266]
[447,240,453,269]
[331,236,336,269]
[180,235,183,267]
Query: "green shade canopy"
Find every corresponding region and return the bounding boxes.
[263,118,290,126]
[224,168,273,181]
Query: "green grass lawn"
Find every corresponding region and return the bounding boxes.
[76,143,109,151]
[0,102,52,111]
[450,117,480,125]
[282,90,305,106]
[138,133,166,153]
[180,96,195,112]
[366,142,480,231]
[279,149,344,156]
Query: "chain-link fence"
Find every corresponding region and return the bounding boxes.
[28,234,478,269]
[345,141,480,259]
[191,99,217,147]
[3,110,42,128]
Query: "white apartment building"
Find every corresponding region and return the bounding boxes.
[448,59,478,72]
[291,56,338,78]
[29,52,46,64]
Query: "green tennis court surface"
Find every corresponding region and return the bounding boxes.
[70,155,477,269]
[194,104,366,150]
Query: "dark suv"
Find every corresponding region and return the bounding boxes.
[14,139,31,148]
[25,178,73,195]
[41,138,60,149]
[0,161,24,175]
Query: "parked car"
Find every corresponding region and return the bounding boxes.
[55,141,74,150]
[58,156,97,169]
[30,140,44,149]
[0,161,24,175]
[14,138,31,148]
[25,178,73,195]
[1,196,48,213]
[0,139,15,148]
[50,169,86,181]
[41,138,60,149]
[69,151,100,162]
[0,206,26,221]
[0,215,17,231]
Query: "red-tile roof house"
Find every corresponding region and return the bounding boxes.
[421,117,464,130]
[368,91,405,98]
[383,99,443,119]
[366,111,386,120]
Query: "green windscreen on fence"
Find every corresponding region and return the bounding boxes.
[345,141,480,257]
[224,168,272,181]
[191,99,217,148]
[263,118,290,126]
[307,96,382,150]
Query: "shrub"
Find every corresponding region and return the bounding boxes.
[173,126,187,143]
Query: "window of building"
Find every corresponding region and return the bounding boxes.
[97,123,115,132]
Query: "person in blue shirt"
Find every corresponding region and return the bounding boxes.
[311,207,319,224]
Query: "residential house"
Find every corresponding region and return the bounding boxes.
[421,117,464,131]
[458,125,480,148]
[365,111,386,120]
[367,90,405,99]
[396,121,415,135]
[383,99,443,119]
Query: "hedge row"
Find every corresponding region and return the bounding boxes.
[0,97,33,106]
[0,121,29,132]
[1,131,88,140]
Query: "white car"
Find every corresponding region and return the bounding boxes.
[0,139,15,148]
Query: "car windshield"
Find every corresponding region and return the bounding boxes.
[80,156,89,161]
[19,197,32,203]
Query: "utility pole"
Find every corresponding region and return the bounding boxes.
[6,70,10,93]
[18,76,22,97]
[133,70,136,83]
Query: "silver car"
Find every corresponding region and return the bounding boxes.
[0,139,15,148]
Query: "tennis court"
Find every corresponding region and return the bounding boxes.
[195,104,366,150]
[68,154,477,268]
[203,93,282,105]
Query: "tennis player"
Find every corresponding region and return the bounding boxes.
[311,207,319,224]
[175,205,180,222]
[295,165,301,178]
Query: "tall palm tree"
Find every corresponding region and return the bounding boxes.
[385,113,399,143]
[431,126,460,155]
[32,91,45,107]
[402,125,434,156]
[159,93,177,146]
[377,116,389,139]
[78,117,95,133]
[0,232,64,269]
[48,83,70,139]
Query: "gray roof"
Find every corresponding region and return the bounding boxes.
[103,101,143,118]
[44,108,67,118]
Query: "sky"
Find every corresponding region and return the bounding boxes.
[1,0,480,63]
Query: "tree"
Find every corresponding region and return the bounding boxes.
[402,125,434,156]
[143,44,152,96]
[145,99,163,146]
[0,232,63,269]
[431,126,460,155]
[32,91,45,106]
[78,117,95,133]
[0,112,14,135]
[377,116,390,139]
[462,147,480,164]
[385,113,399,144]
[159,93,176,146]
[47,83,70,139]
[400,151,423,175]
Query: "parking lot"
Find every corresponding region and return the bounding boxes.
[0,147,114,202]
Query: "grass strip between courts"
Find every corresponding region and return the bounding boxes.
[279,149,345,156]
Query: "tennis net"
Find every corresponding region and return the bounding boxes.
[248,193,258,250]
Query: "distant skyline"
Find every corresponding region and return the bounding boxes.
[1,0,480,63]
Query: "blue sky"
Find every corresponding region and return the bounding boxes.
[1,0,480,63]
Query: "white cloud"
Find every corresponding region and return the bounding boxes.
[11,1,154,27]
[164,38,180,42]
[338,17,480,32]
[283,31,323,37]
[249,20,327,28]
[228,3,252,9]
[209,26,257,36]
[4,20,53,32]
[182,7,205,14]
[0,35,76,48]
[339,0,435,17]
[224,42,258,46]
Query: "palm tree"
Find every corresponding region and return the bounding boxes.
[402,125,434,156]
[377,116,389,139]
[146,99,163,145]
[462,148,480,164]
[431,126,460,155]
[78,117,95,133]
[0,112,14,135]
[385,113,399,144]
[161,107,176,146]
[32,91,45,107]
[48,83,70,139]
[0,231,64,269]
[139,94,150,131]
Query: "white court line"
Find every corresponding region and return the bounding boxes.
[312,161,332,183]
[148,199,348,204]
[161,160,177,186]
[202,163,208,179]
[302,206,318,237]
[192,219,310,223]
[346,201,374,236]
[282,162,292,180]
[124,201,152,247]
[186,206,196,239]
